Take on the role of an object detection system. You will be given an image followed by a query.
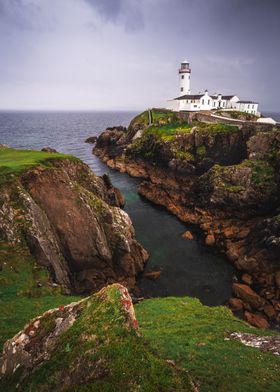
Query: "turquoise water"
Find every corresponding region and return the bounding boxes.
[0,111,235,305]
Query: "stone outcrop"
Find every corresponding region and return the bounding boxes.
[0,284,140,390]
[0,156,148,294]
[91,109,280,327]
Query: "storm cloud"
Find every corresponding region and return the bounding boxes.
[0,0,279,111]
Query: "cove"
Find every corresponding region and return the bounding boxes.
[0,111,234,306]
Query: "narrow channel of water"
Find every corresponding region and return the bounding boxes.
[0,111,234,305]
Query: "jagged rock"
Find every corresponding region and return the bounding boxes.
[144,270,162,280]
[205,233,215,246]
[182,230,194,240]
[41,147,57,153]
[233,283,265,310]
[85,136,97,144]
[242,273,253,285]
[263,304,277,319]
[0,284,140,389]
[230,332,280,355]
[0,156,148,294]
[244,311,269,329]
[228,298,243,311]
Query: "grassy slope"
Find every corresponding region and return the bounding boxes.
[136,297,280,392]
[0,147,74,184]
[0,242,79,349]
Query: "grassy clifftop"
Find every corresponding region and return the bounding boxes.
[0,147,75,184]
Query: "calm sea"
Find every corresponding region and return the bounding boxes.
[0,111,235,305]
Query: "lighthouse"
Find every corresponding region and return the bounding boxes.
[179,60,191,96]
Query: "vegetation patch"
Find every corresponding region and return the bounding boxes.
[194,122,240,134]
[129,108,181,130]
[196,145,206,158]
[0,242,79,350]
[136,296,280,392]
[0,147,75,185]
[144,123,192,141]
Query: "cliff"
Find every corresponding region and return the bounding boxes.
[93,109,280,328]
[0,147,148,296]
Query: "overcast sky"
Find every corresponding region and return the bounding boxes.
[0,0,279,111]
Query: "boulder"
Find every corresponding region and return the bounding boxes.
[244,311,269,329]
[85,136,97,144]
[0,285,140,389]
[41,147,57,153]
[228,298,243,311]
[144,270,162,280]
[232,283,265,310]
[182,230,194,240]
[205,233,215,246]
[241,273,253,285]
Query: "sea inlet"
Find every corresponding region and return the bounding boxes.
[0,110,234,305]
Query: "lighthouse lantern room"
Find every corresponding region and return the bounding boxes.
[179,60,191,96]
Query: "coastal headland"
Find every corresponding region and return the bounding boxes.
[93,108,280,329]
[1,143,280,390]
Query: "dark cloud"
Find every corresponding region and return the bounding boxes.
[84,0,144,31]
[0,0,279,110]
[0,0,43,31]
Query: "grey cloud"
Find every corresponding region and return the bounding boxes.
[84,0,144,31]
[0,0,279,111]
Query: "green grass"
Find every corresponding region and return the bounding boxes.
[129,109,180,129]
[0,147,74,184]
[144,123,192,141]
[136,296,280,392]
[194,121,240,134]
[0,242,79,350]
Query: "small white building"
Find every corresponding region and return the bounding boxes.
[167,60,260,116]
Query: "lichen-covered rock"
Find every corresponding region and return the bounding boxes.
[0,284,153,391]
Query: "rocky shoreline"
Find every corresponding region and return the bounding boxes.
[92,109,280,328]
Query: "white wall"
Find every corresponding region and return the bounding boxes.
[199,92,212,110]
[179,72,191,96]
[166,99,180,111]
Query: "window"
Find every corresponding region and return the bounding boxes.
[208,99,210,105]
[189,75,190,79]
[194,105,197,108]
[223,102,225,107]
[213,102,216,107]
[248,104,250,109]
[181,75,184,79]
[202,99,204,104]
[181,87,184,92]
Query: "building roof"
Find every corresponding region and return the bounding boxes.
[222,95,236,100]
[174,94,203,100]
[237,100,258,104]
[210,95,237,100]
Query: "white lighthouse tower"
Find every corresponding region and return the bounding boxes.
[179,60,191,96]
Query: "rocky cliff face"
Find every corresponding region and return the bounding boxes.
[92,109,280,327]
[0,150,148,295]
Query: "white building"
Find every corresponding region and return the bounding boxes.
[167,60,259,116]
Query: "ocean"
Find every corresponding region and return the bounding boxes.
[0,110,236,305]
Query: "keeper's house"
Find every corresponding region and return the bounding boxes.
[167,60,259,116]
